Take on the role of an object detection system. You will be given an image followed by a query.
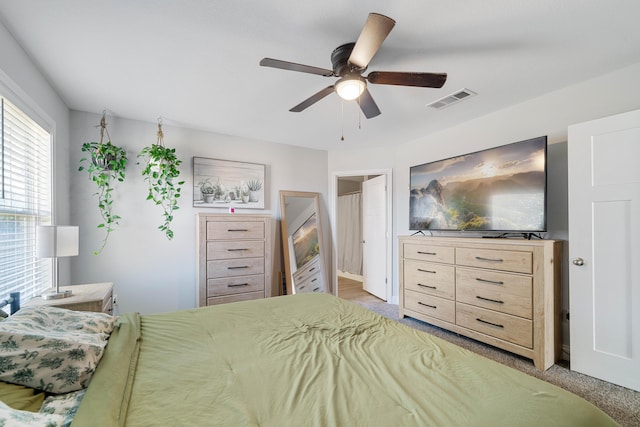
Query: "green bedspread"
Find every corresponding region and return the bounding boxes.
[72,293,618,427]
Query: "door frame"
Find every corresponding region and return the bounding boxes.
[330,169,394,303]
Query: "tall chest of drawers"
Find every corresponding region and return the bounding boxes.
[399,236,562,370]
[198,213,273,306]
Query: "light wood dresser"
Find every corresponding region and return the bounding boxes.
[24,282,114,314]
[197,213,272,306]
[399,236,562,370]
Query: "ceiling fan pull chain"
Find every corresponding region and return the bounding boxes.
[340,99,345,141]
[358,95,362,130]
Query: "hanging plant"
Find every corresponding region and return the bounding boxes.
[79,112,128,254]
[137,119,184,240]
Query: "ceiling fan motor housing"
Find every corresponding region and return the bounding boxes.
[331,43,361,76]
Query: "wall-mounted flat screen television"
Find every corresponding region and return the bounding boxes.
[409,136,547,232]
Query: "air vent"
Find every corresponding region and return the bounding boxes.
[426,88,477,110]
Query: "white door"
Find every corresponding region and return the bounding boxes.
[362,175,387,300]
[568,109,640,391]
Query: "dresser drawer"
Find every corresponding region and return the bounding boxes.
[404,260,455,299]
[456,303,532,348]
[405,290,455,323]
[403,243,455,264]
[456,268,532,319]
[294,256,321,282]
[456,247,532,274]
[207,240,264,260]
[207,257,264,278]
[207,221,265,240]
[102,292,113,315]
[207,274,265,296]
[207,291,264,305]
[294,270,324,294]
[294,257,324,294]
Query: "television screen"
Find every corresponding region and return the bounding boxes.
[409,136,547,232]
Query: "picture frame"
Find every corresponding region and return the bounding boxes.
[193,157,265,209]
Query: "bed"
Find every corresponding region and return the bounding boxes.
[0,293,619,426]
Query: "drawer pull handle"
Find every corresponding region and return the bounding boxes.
[476,318,504,329]
[417,251,437,255]
[228,229,249,232]
[311,278,317,283]
[227,283,249,288]
[313,287,320,291]
[476,295,504,304]
[418,302,437,309]
[476,277,505,285]
[227,248,248,252]
[227,266,249,270]
[417,283,437,290]
[417,268,436,274]
[475,256,504,263]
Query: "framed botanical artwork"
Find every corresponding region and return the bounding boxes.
[193,157,266,209]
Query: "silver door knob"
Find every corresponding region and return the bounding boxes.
[572,257,584,266]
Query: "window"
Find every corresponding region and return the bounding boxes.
[0,95,53,301]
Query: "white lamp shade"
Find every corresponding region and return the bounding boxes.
[36,226,79,258]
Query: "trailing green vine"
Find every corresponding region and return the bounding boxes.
[79,112,128,254]
[137,120,184,239]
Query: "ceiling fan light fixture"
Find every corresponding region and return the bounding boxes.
[335,77,366,100]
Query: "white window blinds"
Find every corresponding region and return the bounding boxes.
[0,96,53,300]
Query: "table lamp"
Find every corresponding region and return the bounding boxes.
[36,225,79,300]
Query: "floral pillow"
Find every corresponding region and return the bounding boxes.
[0,306,114,394]
[3,305,116,337]
[0,400,65,427]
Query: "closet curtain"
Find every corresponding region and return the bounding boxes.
[337,193,362,275]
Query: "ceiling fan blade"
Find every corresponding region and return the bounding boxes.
[290,85,336,112]
[260,58,335,77]
[348,13,396,70]
[367,71,447,88]
[357,88,381,119]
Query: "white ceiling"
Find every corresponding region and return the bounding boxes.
[1,1,639,151]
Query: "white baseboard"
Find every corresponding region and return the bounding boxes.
[337,270,363,282]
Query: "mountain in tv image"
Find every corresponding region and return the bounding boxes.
[410,170,545,231]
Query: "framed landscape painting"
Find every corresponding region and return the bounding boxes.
[193,157,265,209]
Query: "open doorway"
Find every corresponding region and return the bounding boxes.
[331,169,393,304]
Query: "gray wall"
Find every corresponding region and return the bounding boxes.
[69,111,328,314]
[328,61,640,346]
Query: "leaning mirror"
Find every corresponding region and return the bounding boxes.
[279,190,329,295]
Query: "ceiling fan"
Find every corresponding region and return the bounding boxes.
[259,13,447,119]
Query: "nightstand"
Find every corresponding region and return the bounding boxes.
[23,282,114,314]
